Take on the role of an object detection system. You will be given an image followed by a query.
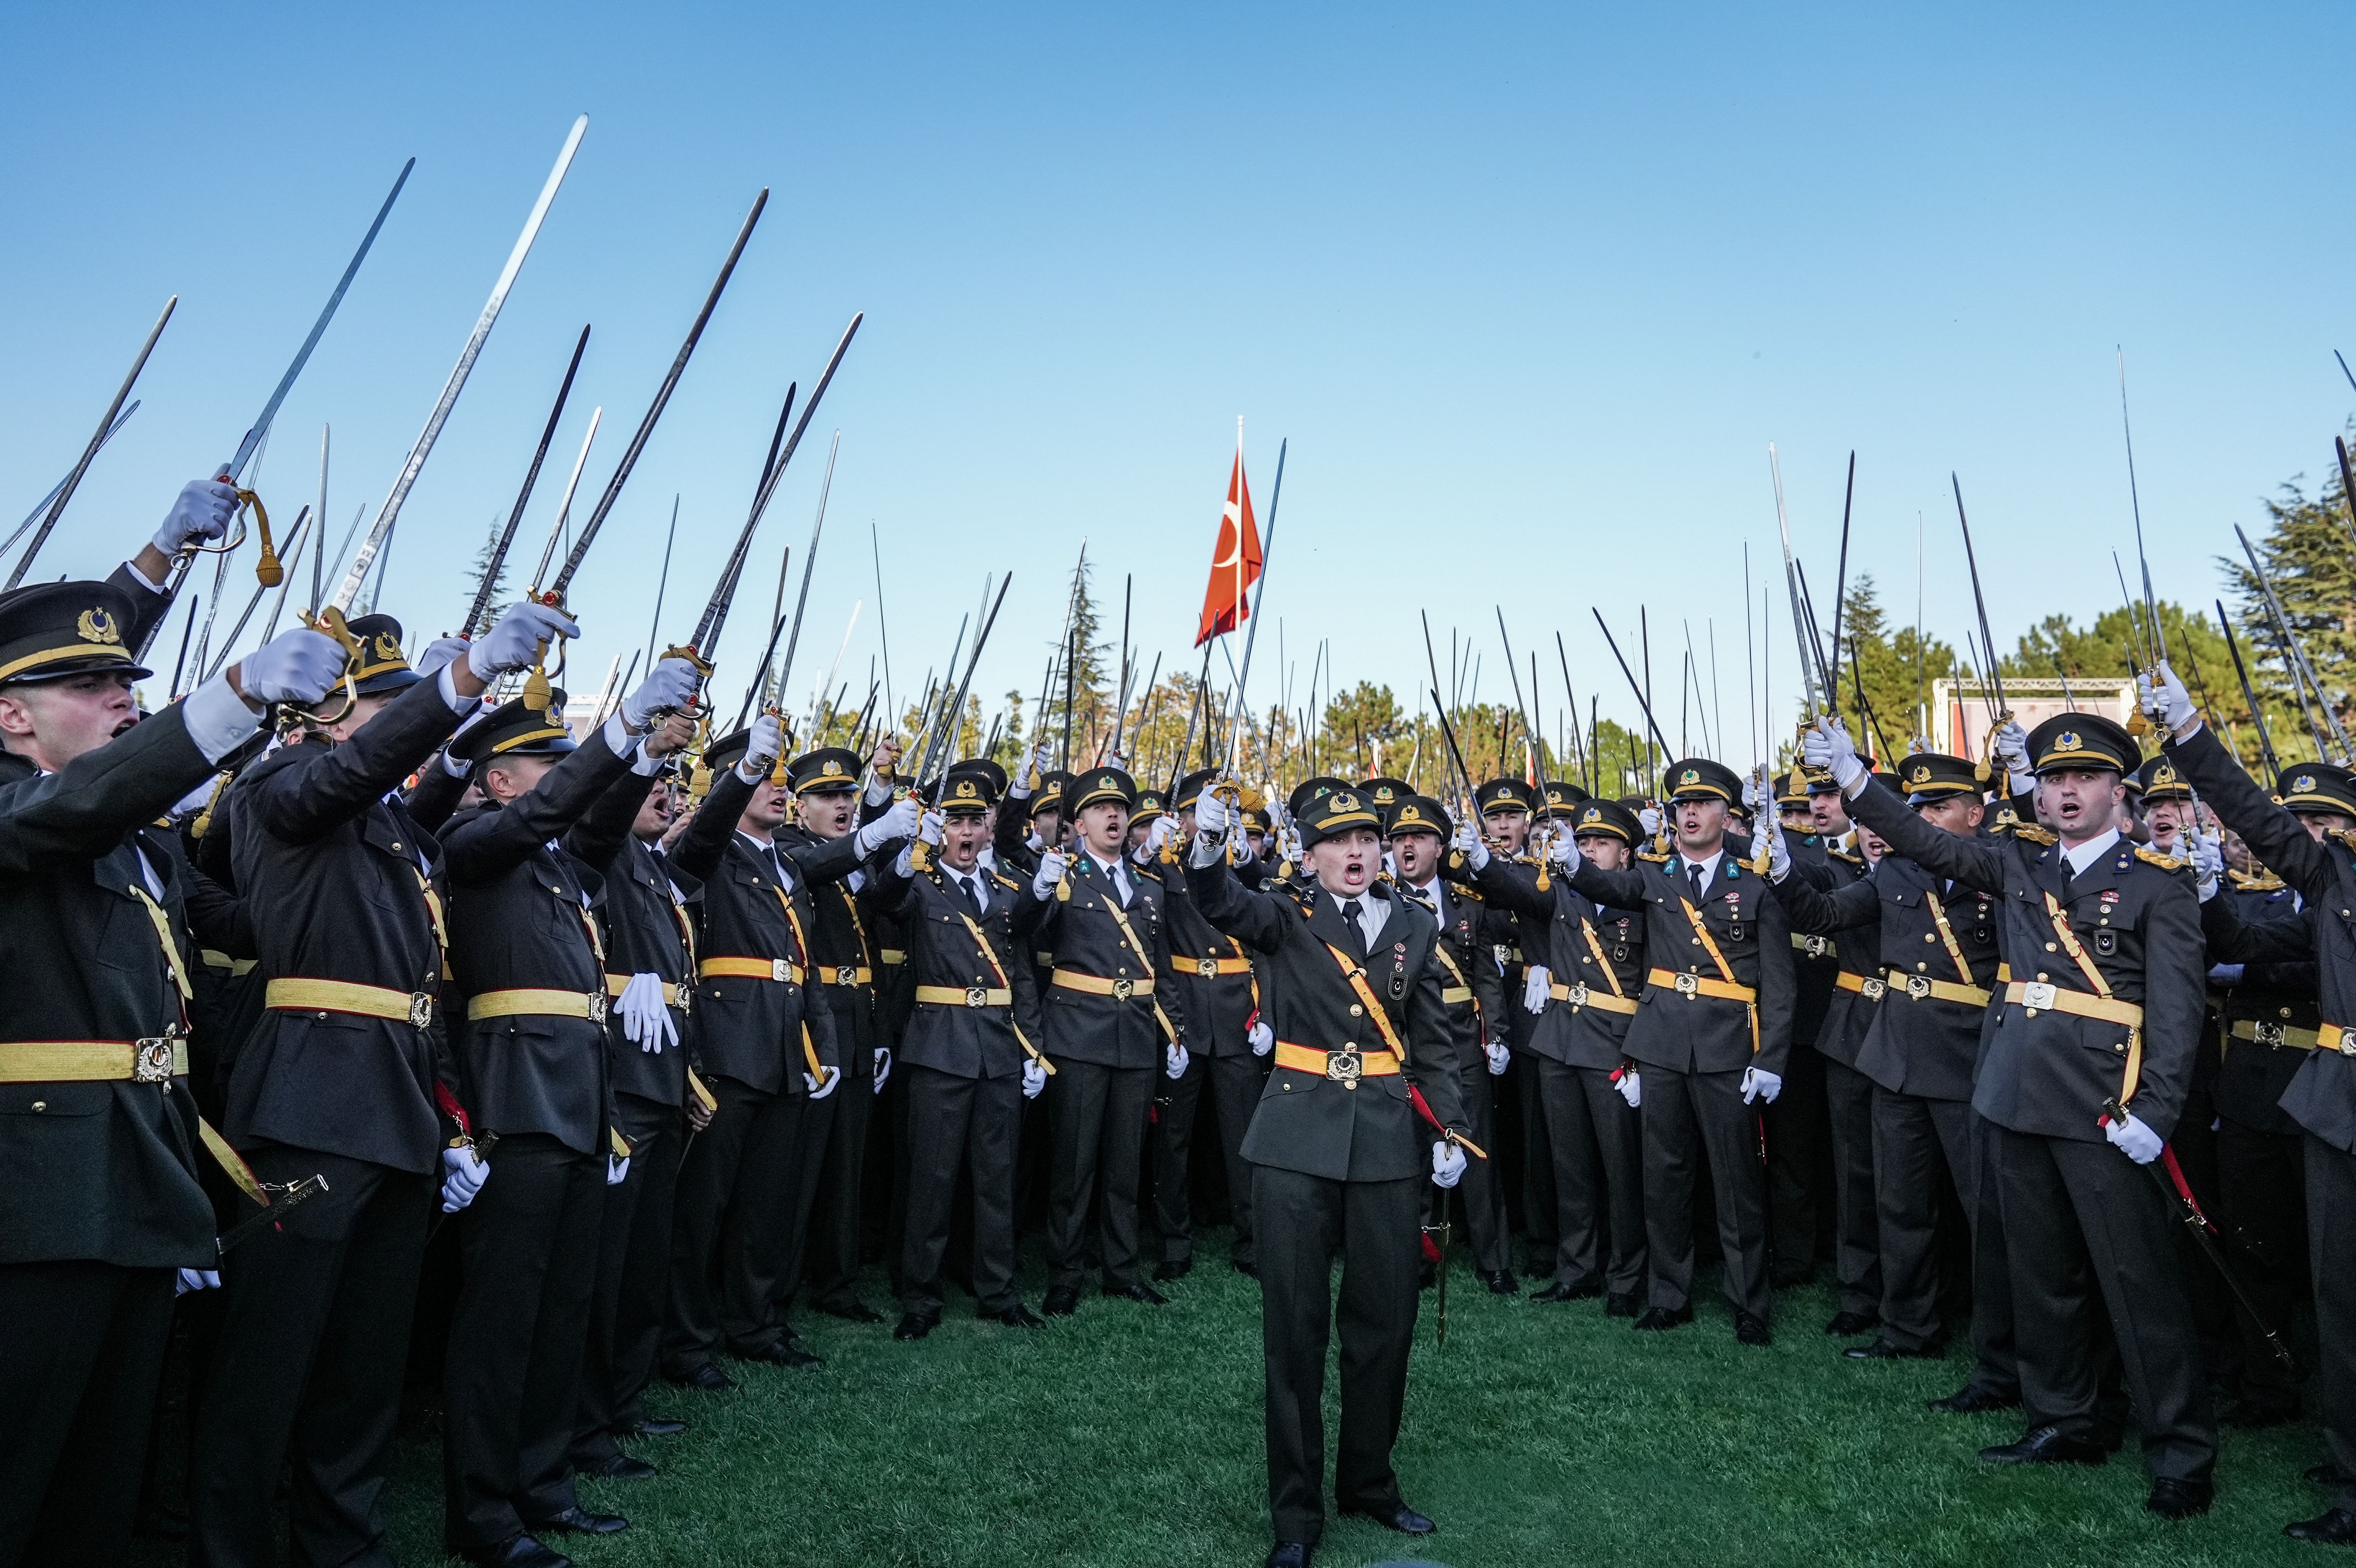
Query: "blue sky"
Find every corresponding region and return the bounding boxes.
[5,3,2351,761]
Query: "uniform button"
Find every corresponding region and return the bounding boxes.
[2113,1042,2125,1053]
[1917,962,1928,972]
[2037,972,2049,983]
[2044,942,2058,952]
[1924,933,1936,943]
[2280,1007,2293,1018]
[29,1100,44,1113]
[1349,1004,1363,1016]
[1691,937,1701,946]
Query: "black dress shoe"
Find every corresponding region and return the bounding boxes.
[735,1340,823,1368]
[986,1303,1046,1329]
[453,1533,571,1568]
[1105,1281,1168,1306]
[1531,1279,1602,1304]
[622,1417,686,1437]
[1605,1291,1641,1318]
[1265,1543,1313,1568]
[2145,1478,2213,1520]
[525,1506,629,1536]
[2286,1506,2356,1543]
[1734,1311,1772,1347]
[1927,1382,2019,1414]
[1041,1289,1080,1317]
[665,1362,737,1392]
[892,1313,938,1341]
[815,1299,885,1324]
[1845,1338,1943,1361]
[1979,1425,2108,1466]
[1632,1305,1693,1332]
[1341,1501,1436,1535]
[1483,1269,1519,1296]
[1153,1257,1193,1282]
[576,1452,657,1480]
[1823,1310,1879,1337]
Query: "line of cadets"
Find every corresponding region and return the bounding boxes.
[5,480,2355,1568]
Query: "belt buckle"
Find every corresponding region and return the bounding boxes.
[409,992,434,1029]
[1861,978,1886,1000]
[1905,975,1932,1000]
[1325,1047,1362,1084]
[1112,977,1134,1000]
[676,987,693,1016]
[1197,956,1221,979]
[588,990,609,1025]
[132,1036,176,1083]
[2019,981,2057,1014]
[1566,983,1589,1007]
[1803,935,1830,958]
[772,958,792,984]
[1673,973,1699,998]
[835,965,858,986]
[964,986,990,1009]
[2253,1021,2286,1048]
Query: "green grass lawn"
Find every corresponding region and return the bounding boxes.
[370,1230,2334,1568]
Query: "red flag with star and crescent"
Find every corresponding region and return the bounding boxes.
[1194,436,1263,647]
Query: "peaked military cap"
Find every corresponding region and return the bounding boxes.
[1895,751,1979,804]
[1130,787,1167,827]
[1288,776,1348,819]
[1298,784,1383,848]
[787,746,862,794]
[1028,771,1067,818]
[1384,794,1452,839]
[932,769,997,815]
[1242,803,1273,835]
[0,580,150,685]
[1361,776,1410,815]
[2025,712,2137,776]
[1663,757,1742,803]
[1066,766,1137,814]
[453,688,576,763]
[2277,762,2356,818]
[948,755,1008,798]
[1175,767,1218,811]
[1475,777,1533,815]
[344,613,421,696]
[1540,778,1591,815]
[1566,796,1642,846]
[2133,753,2192,803]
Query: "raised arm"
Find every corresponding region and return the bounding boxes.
[0,700,215,871]
[2165,723,2335,903]
[1183,851,1294,954]
[443,724,636,885]
[565,762,661,876]
[672,765,756,883]
[1770,862,1880,935]
[251,674,468,845]
[1563,854,1649,910]
[2200,887,2316,966]
[1843,776,2006,895]
[1469,854,1554,920]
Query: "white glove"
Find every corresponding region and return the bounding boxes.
[155,476,239,556]
[805,1064,842,1099]
[737,713,786,782]
[239,626,348,705]
[2104,1109,2164,1165]
[1546,825,1583,870]
[1164,1041,1190,1079]
[606,1154,630,1185]
[1431,1140,1467,1189]
[1741,1066,1783,1105]
[2141,661,2198,734]
[440,1145,490,1212]
[873,1045,892,1091]
[858,795,923,854]
[918,809,945,846]
[622,656,702,730]
[2189,831,2223,903]
[1452,817,1490,870]
[1638,805,1662,837]
[467,600,580,681]
[1765,811,1793,882]
[1803,716,1865,790]
[617,972,676,1053]
[176,1266,222,1295]
[1032,849,1070,898]
[1025,740,1054,788]
[1614,1068,1642,1108]
[1021,1058,1047,1099]
[1993,719,2032,780]
[1741,776,1761,809]
[1523,965,1551,1014]
[1194,787,1234,841]
[415,635,471,679]
[1247,1015,1273,1056]
[1147,815,1179,855]
[1484,1039,1510,1075]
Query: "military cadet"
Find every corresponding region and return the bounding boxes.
[0,570,343,1568]
[1554,757,1795,1344]
[1387,794,1513,1292]
[1761,768,1847,1291]
[871,767,1050,1337]
[1015,765,1190,1314]
[193,600,571,1568]
[1808,709,2216,1518]
[1184,784,1473,1568]
[437,658,701,1566]
[2149,662,2356,1539]
[1151,768,1273,1280]
[1473,776,1551,1277]
[1466,796,1649,1314]
[562,741,706,1484]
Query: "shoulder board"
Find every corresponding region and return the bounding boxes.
[991,872,1020,890]
[1457,884,1485,903]
[2133,845,2190,872]
[1636,847,1671,864]
[2012,825,2058,845]
[1828,844,1863,866]
[2227,868,2285,891]
[2330,828,2356,853]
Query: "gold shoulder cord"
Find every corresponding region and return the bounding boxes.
[1676,896,1759,1055]
[1919,886,1975,986]
[2040,891,2141,1104]
[129,883,267,1205]
[957,910,1052,1073]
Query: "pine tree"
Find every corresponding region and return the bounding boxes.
[462,515,507,635]
[2224,464,2356,755]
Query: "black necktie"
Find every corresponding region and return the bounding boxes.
[1686,861,1706,903]
[1342,897,1364,934]
[956,874,982,914]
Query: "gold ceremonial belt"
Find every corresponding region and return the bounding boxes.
[1884,969,1992,1008]
[1272,1041,1401,1081]
[914,985,1013,1008]
[818,965,874,987]
[201,949,257,977]
[878,949,907,966]
[699,956,805,986]
[1174,955,1253,979]
[0,1037,187,1083]
[467,988,610,1024]
[1645,968,1756,1004]
[1835,972,1887,1000]
[603,975,688,1010]
[1549,981,1639,1016]
[1440,986,1474,1006]
[2002,980,2142,1028]
[2230,1018,2350,1055]
[266,978,434,1029]
[1792,934,1836,958]
[1051,970,1156,1000]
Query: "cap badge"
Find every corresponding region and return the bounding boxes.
[1374,784,1395,803]
[374,632,403,663]
[1909,763,1932,785]
[2056,731,2081,751]
[1680,768,1699,786]
[954,778,978,799]
[1332,792,1361,812]
[2296,774,2317,792]
[76,608,121,646]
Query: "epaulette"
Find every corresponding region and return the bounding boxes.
[2133,845,2190,872]
[2228,867,2285,892]
[1828,843,1863,866]
[991,871,1020,890]
[2329,827,2356,854]
[1636,846,1671,865]
[2011,825,2058,846]
[1457,883,1485,903]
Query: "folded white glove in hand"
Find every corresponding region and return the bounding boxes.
[2104,1109,2164,1165]
[1740,1066,1783,1105]
[1431,1140,1467,1189]
[1614,1068,1642,1108]
[872,1046,892,1091]
[1164,1041,1190,1079]
[606,1154,630,1186]
[1484,1039,1510,1075]
[805,1064,841,1100]
[440,1145,490,1212]
[1523,965,1551,1014]
[1021,1058,1047,1099]
[176,1266,222,1296]
[1247,1016,1273,1057]
[617,972,676,1053]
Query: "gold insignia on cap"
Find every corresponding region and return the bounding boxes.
[76,608,121,646]
[1331,792,1361,812]
[2154,763,2175,784]
[954,778,978,799]
[1680,768,1699,786]
[374,632,402,663]
[2296,774,2317,792]
[1909,763,1932,785]
[1582,806,1600,823]
[1398,805,1424,824]
[2056,731,2081,751]
[1374,784,1396,803]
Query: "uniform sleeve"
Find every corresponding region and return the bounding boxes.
[1752,881,1798,1077]
[1403,938,1467,1135]
[1471,855,1553,919]
[2131,869,2210,1140]
[252,675,467,845]
[1772,864,1880,935]
[1565,857,1649,909]
[2166,724,2335,902]
[1845,777,2007,895]
[0,701,213,870]
[442,736,634,885]
[1184,854,1291,954]
[2199,886,2315,965]
[779,828,864,886]
[672,766,754,882]
[565,764,659,875]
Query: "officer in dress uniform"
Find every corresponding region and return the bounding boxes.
[1761,767,1847,1291]
[1555,757,1796,1344]
[1468,797,1650,1314]
[0,560,344,1568]
[1183,784,1473,1568]
[1810,708,2217,1519]
[193,601,568,1568]
[871,767,1050,1337]
[2149,660,2356,1540]
[1471,776,1551,1277]
[1014,764,1190,1314]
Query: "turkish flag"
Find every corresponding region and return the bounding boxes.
[1194,439,1262,647]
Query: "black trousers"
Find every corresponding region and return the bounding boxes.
[1535,1057,1646,1295]
[900,1064,1023,1317]
[724,1085,833,1353]
[2307,1134,2356,1513]
[442,1133,604,1550]
[1763,1040,1828,1278]
[1869,1088,1970,1352]
[573,1097,683,1466]
[805,1062,879,1311]
[1822,1057,1881,1318]
[192,1146,430,1568]
[2216,1115,2308,1413]
[0,1260,175,1568]
[1515,1051,1556,1259]
[1047,1059,1153,1293]
[1253,1165,1422,1547]
[1427,1051,1511,1275]
[1639,1065,1771,1318]
[662,1074,769,1374]
[1152,1049,1267,1268]
[1991,1125,2215,1482]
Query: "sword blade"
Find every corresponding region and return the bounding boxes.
[463,322,590,635]
[7,296,176,591]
